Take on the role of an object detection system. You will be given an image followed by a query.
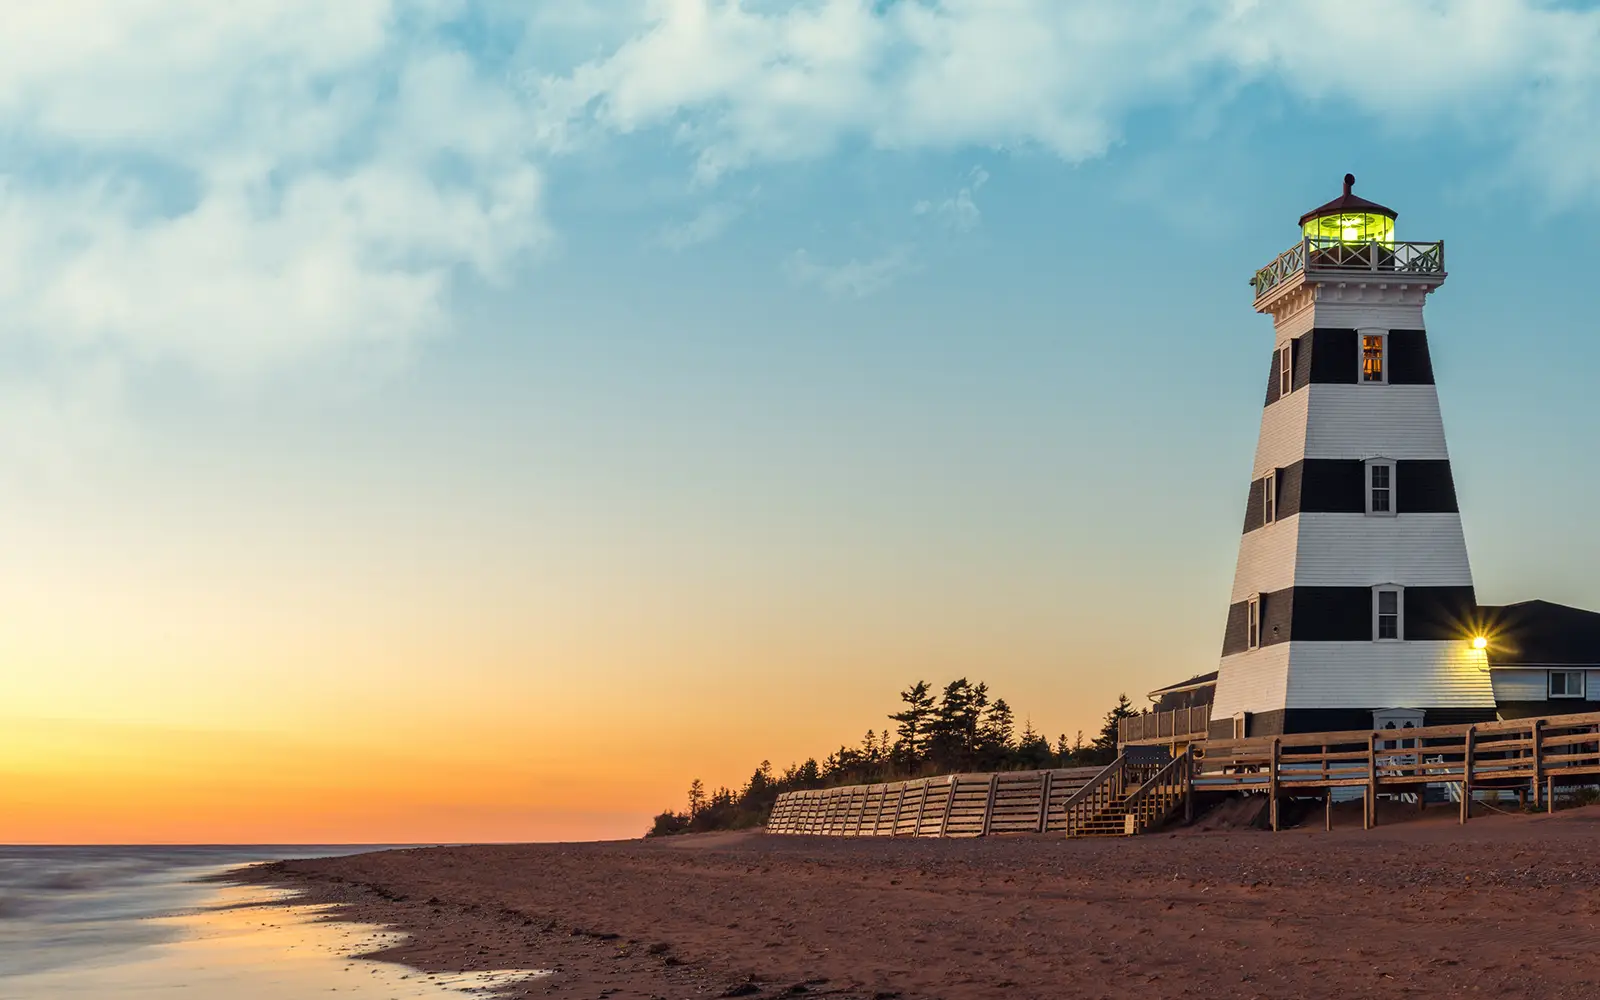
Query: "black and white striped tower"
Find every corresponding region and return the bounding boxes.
[1209,175,1495,739]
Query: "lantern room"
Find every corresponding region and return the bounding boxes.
[1299,173,1396,246]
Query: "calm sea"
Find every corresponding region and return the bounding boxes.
[0,846,542,998]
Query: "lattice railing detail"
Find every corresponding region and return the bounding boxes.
[1252,238,1445,299]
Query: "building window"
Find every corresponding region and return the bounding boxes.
[1366,459,1396,515]
[1550,670,1586,699]
[1246,595,1262,650]
[1279,341,1294,397]
[1263,469,1278,525]
[1373,586,1403,641]
[1361,331,1387,384]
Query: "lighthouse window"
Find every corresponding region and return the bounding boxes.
[1246,595,1262,650]
[1263,470,1278,525]
[1374,587,1403,641]
[1278,341,1294,397]
[1549,671,1586,699]
[1361,333,1387,384]
[1366,460,1396,516]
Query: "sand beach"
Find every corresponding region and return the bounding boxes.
[241,805,1600,1000]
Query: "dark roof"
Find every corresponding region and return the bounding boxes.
[1147,671,1218,698]
[1479,600,1600,667]
[1298,173,1398,227]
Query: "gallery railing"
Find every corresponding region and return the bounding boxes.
[1251,237,1445,299]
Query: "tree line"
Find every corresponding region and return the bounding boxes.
[648,679,1137,836]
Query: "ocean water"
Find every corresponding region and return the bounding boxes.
[0,846,544,998]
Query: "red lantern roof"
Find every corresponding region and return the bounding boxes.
[1298,173,1398,227]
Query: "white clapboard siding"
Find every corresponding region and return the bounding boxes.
[1284,642,1495,709]
[1230,515,1302,601]
[1251,388,1311,478]
[1292,513,1473,588]
[1212,645,1292,719]
[1282,301,1427,336]
[1301,385,1450,461]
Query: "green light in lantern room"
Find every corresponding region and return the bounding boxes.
[1303,211,1395,247]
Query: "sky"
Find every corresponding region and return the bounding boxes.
[3,0,1600,844]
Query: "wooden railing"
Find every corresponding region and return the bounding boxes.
[1119,705,1212,745]
[1121,749,1194,835]
[765,767,1104,838]
[1063,755,1164,838]
[1252,237,1445,299]
[1195,711,1600,829]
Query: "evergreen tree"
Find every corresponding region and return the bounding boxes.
[928,678,975,768]
[687,778,706,817]
[1017,717,1052,769]
[888,681,935,761]
[1092,694,1137,760]
[978,698,1016,762]
[795,758,821,787]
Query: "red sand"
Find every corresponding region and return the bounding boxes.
[244,805,1600,999]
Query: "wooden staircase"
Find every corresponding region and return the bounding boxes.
[1064,749,1194,838]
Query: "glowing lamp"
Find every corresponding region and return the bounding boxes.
[1298,174,1397,247]
[1472,636,1488,650]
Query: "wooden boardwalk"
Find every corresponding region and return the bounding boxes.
[1195,710,1600,830]
[767,711,1600,838]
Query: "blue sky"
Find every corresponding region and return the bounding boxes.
[4,1,1600,840]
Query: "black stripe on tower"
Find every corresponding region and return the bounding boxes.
[1265,328,1434,404]
[1241,459,1459,531]
[1220,585,1478,655]
[1209,707,1497,740]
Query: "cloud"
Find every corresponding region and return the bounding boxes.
[658,201,744,251]
[784,246,917,299]
[0,2,549,382]
[3,0,1596,411]
[529,0,1600,205]
[914,165,989,233]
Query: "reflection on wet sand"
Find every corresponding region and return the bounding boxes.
[0,884,546,1000]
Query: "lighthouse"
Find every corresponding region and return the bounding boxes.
[1207,175,1496,739]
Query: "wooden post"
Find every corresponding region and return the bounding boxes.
[1368,732,1380,828]
[1460,726,1476,825]
[980,774,999,838]
[1362,786,1371,831]
[1532,719,1545,810]
[1036,771,1054,833]
[1183,753,1194,825]
[912,780,929,837]
[890,783,906,837]
[939,777,957,838]
[1269,737,1282,832]
[1325,787,1333,832]
[1547,775,1555,815]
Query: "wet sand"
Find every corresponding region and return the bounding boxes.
[243,804,1600,1000]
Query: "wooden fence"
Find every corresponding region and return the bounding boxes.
[1196,710,1600,829]
[1119,705,1212,745]
[765,767,1104,837]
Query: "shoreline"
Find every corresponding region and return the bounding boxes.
[236,808,1600,999]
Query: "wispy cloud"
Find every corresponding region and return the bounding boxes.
[914,165,989,233]
[784,246,917,299]
[529,1,1600,204]
[658,201,744,251]
[0,3,548,383]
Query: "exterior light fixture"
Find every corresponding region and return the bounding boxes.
[1472,636,1488,650]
